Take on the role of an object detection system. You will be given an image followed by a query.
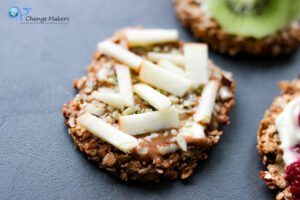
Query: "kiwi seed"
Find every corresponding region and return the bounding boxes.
[226,0,270,15]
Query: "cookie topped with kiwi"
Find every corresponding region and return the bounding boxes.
[174,0,300,56]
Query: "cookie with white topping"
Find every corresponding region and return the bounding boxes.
[63,28,235,182]
[258,78,300,199]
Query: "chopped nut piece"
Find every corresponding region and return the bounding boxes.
[177,132,187,151]
[164,131,169,137]
[219,86,232,100]
[171,129,178,135]
[102,152,117,167]
[84,103,105,116]
[97,68,112,81]
[158,144,179,155]
[180,120,206,138]
[144,133,160,142]
[168,95,179,104]
[111,111,120,120]
[137,147,149,156]
[122,107,135,115]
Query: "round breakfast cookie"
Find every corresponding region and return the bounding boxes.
[63,28,235,182]
[258,78,300,199]
[173,0,300,57]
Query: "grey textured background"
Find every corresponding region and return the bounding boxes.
[1,0,299,199]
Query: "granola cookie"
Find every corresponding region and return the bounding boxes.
[258,78,300,199]
[63,28,235,182]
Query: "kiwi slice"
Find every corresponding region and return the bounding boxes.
[290,0,300,21]
[206,0,291,38]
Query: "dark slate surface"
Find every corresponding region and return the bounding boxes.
[1,0,299,199]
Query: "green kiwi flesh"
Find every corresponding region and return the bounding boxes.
[290,0,300,21]
[206,0,292,38]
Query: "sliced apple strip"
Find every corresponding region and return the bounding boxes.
[115,64,134,106]
[194,80,219,125]
[84,103,105,116]
[139,61,192,97]
[98,40,142,71]
[157,60,185,76]
[125,29,178,47]
[147,52,185,67]
[77,113,138,153]
[133,83,171,111]
[119,108,179,135]
[184,43,209,87]
[91,91,126,110]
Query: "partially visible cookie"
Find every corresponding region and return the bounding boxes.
[258,78,300,199]
[174,0,300,57]
[63,28,235,182]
